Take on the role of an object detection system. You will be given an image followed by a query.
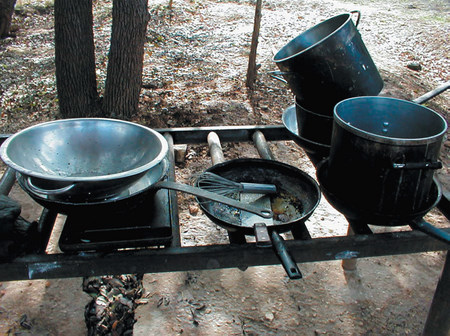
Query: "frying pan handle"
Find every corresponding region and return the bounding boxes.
[392,161,442,170]
[25,177,76,195]
[350,10,361,27]
[254,223,272,247]
[410,219,450,244]
[271,231,303,279]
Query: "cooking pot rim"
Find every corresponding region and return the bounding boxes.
[333,96,448,145]
[0,118,169,182]
[295,98,334,119]
[273,12,352,63]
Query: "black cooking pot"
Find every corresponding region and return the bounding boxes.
[273,11,383,112]
[195,158,321,279]
[282,104,331,166]
[295,99,333,146]
[328,96,447,216]
[317,159,449,244]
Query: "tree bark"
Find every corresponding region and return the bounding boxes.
[54,0,100,118]
[0,0,16,38]
[103,0,149,119]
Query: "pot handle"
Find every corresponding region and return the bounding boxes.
[350,10,361,27]
[392,162,443,170]
[410,219,450,244]
[25,177,76,195]
[268,71,288,84]
[271,230,303,279]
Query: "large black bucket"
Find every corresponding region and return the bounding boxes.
[295,99,333,146]
[273,11,383,112]
[327,96,447,216]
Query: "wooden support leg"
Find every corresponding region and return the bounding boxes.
[342,225,357,271]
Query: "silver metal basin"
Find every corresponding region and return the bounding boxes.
[0,118,168,201]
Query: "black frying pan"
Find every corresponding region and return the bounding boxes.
[195,158,321,279]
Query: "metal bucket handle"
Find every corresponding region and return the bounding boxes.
[25,176,76,195]
[268,70,288,84]
[350,10,361,27]
[393,162,443,170]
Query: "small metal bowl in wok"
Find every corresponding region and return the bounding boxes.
[0,118,168,202]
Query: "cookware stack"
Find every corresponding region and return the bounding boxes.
[275,11,449,243]
[275,11,383,162]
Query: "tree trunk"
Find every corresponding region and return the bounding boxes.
[103,0,149,119]
[246,0,262,89]
[0,0,16,38]
[54,0,100,118]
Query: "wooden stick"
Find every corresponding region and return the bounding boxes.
[246,0,262,89]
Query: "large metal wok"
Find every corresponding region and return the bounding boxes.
[195,158,321,279]
[0,118,169,201]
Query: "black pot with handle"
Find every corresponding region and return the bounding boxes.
[273,11,383,112]
[327,96,447,216]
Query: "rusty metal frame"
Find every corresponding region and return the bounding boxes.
[0,125,448,335]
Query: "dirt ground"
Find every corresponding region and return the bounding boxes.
[0,0,449,335]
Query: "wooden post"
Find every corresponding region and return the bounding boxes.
[342,225,357,271]
[246,0,262,89]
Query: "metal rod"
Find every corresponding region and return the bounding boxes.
[206,132,248,246]
[0,167,16,196]
[156,125,290,144]
[164,133,181,248]
[413,81,450,105]
[1,228,448,281]
[207,132,225,164]
[0,125,291,147]
[252,130,276,160]
[36,209,58,253]
[423,251,450,336]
